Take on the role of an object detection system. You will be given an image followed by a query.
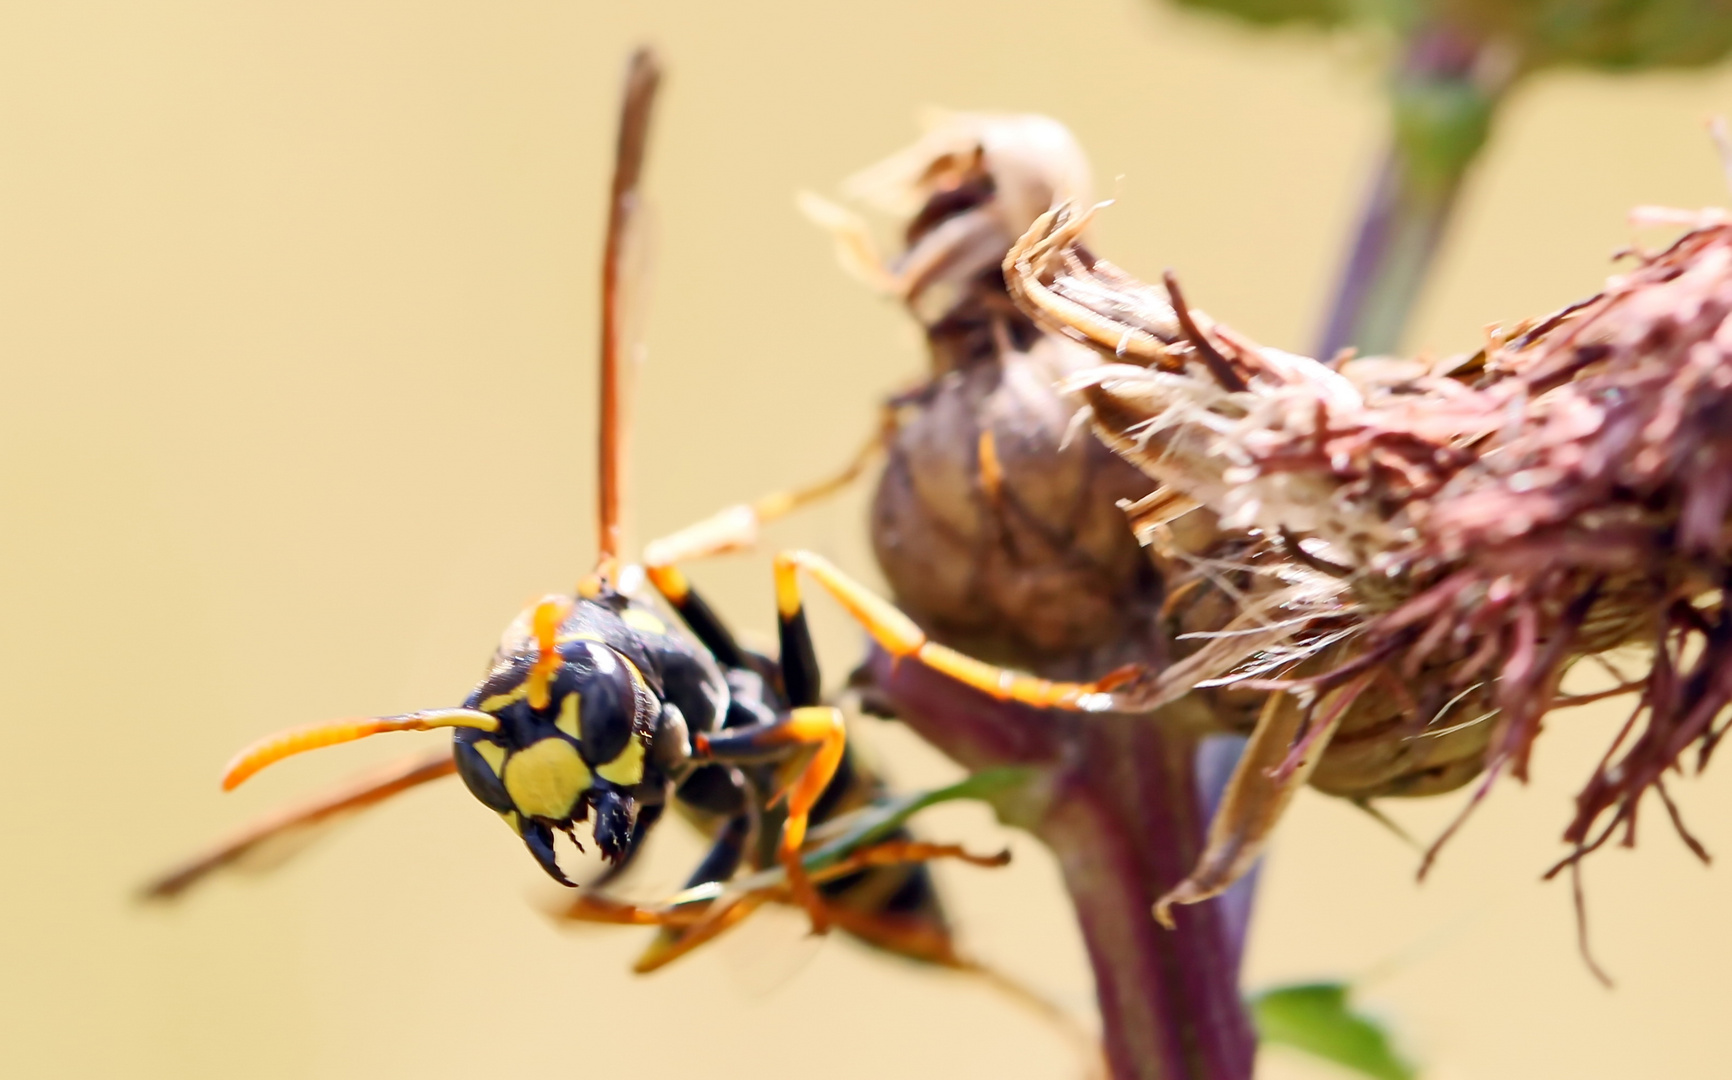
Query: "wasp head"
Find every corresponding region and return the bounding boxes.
[452,637,659,885]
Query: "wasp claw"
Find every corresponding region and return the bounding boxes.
[524,820,578,887]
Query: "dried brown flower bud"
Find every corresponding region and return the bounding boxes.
[808,114,1165,677]
[1008,197,1732,928]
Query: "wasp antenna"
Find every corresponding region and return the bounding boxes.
[221,709,499,791]
[526,594,574,709]
[594,46,662,580]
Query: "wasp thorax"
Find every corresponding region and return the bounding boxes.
[452,638,656,883]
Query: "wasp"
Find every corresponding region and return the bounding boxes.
[144,48,1128,972]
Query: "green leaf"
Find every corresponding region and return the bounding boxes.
[1251,981,1417,1080]
[1166,0,1357,27]
[1441,0,1732,73]
[1162,0,1732,73]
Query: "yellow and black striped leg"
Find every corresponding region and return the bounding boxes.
[643,562,747,669]
[567,541,838,958]
[775,556,822,712]
[638,414,891,572]
[698,706,847,936]
[772,550,1138,711]
[640,418,888,672]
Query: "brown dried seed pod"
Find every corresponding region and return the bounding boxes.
[1007,198,1732,923]
[808,114,1171,679]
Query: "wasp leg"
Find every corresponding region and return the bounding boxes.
[641,561,748,669]
[629,813,755,972]
[812,840,1011,967]
[639,412,891,573]
[140,750,456,901]
[555,815,767,974]
[772,549,1137,712]
[554,893,745,930]
[819,849,955,964]
[556,887,771,975]
[820,906,962,966]
[555,835,1002,971]
[688,564,836,933]
[555,766,757,972]
[795,839,1007,951]
[699,706,846,935]
[644,540,838,934]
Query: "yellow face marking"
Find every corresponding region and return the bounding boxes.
[621,608,667,636]
[556,630,604,646]
[595,734,647,787]
[556,692,582,740]
[473,740,507,776]
[503,738,591,819]
[498,810,522,835]
[479,685,529,713]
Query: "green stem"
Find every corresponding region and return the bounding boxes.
[1315,27,1506,359]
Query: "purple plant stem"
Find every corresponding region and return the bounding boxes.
[1194,734,1258,976]
[1313,149,1453,359]
[867,648,1256,1080]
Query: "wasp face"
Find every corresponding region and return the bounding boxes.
[451,639,658,885]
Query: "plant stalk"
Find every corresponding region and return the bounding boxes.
[1315,27,1504,359]
[867,649,1256,1080]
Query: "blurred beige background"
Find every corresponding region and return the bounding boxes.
[3,2,1731,1078]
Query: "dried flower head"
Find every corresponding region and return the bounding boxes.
[1007,197,1732,936]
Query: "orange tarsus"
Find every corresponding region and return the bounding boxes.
[775,708,848,934]
[773,548,1122,711]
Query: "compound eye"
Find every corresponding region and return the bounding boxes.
[564,642,639,767]
[453,731,514,813]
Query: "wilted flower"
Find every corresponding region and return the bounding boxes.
[1008,197,1732,934]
